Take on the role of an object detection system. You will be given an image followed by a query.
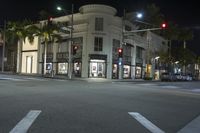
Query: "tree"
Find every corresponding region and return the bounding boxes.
[7,20,32,73]
[145,3,165,26]
[27,19,61,75]
[135,3,165,33]
[177,27,193,74]
[173,47,195,65]
[197,56,200,65]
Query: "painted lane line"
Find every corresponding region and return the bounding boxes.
[177,115,200,133]
[161,86,180,89]
[128,112,165,133]
[9,110,41,133]
[191,89,200,92]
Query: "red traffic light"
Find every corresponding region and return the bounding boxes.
[48,16,53,21]
[161,22,167,29]
[72,45,78,55]
[47,16,53,26]
[118,48,123,58]
[118,48,122,53]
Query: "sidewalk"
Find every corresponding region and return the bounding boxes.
[0,71,160,82]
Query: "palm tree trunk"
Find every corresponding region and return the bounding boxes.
[16,39,22,73]
[183,40,186,74]
[43,41,47,75]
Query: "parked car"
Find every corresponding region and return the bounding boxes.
[185,74,193,81]
[174,74,182,81]
[174,73,193,81]
[161,72,176,81]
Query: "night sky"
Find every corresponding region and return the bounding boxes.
[0,0,200,55]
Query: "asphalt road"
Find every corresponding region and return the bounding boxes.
[0,75,200,133]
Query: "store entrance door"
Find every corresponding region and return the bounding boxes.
[26,56,33,73]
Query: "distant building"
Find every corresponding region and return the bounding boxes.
[17,4,168,79]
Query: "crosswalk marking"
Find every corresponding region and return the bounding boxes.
[177,115,200,133]
[128,112,165,133]
[9,110,41,133]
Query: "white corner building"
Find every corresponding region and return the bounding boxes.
[17,4,168,79]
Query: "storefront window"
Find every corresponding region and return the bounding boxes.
[90,59,105,78]
[112,64,118,79]
[58,63,68,74]
[123,65,130,78]
[74,62,81,76]
[135,66,142,79]
[45,63,52,74]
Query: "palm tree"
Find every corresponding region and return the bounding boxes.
[7,20,32,73]
[177,27,193,74]
[27,19,61,75]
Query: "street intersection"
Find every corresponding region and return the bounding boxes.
[0,74,200,133]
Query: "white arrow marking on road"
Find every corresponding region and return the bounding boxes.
[10,110,41,133]
[177,115,200,133]
[128,112,165,133]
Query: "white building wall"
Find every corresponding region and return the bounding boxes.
[18,4,168,79]
[22,37,39,51]
[20,37,39,74]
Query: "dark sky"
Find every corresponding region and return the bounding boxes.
[0,0,200,55]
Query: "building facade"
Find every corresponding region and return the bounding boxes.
[17,4,168,79]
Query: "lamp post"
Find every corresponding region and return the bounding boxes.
[119,9,126,80]
[57,4,74,79]
[120,10,144,79]
[154,56,160,79]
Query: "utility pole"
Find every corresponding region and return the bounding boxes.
[119,9,126,79]
[57,4,74,79]
[68,4,74,79]
[183,40,186,74]
[146,30,151,78]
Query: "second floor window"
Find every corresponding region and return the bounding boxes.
[95,17,103,31]
[94,37,103,51]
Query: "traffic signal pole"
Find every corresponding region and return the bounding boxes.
[123,23,167,79]
[68,4,74,79]
[119,9,126,80]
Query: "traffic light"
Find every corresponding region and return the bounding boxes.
[161,22,167,29]
[118,48,123,58]
[47,16,53,26]
[72,45,78,55]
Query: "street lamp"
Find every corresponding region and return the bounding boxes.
[119,10,144,79]
[136,12,143,19]
[57,4,74,79]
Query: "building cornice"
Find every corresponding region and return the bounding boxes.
[79,4,117,16]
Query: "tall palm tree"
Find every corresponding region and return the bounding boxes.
[27,20,61,75]
[177,27,193,74]
[7,20,32,73]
